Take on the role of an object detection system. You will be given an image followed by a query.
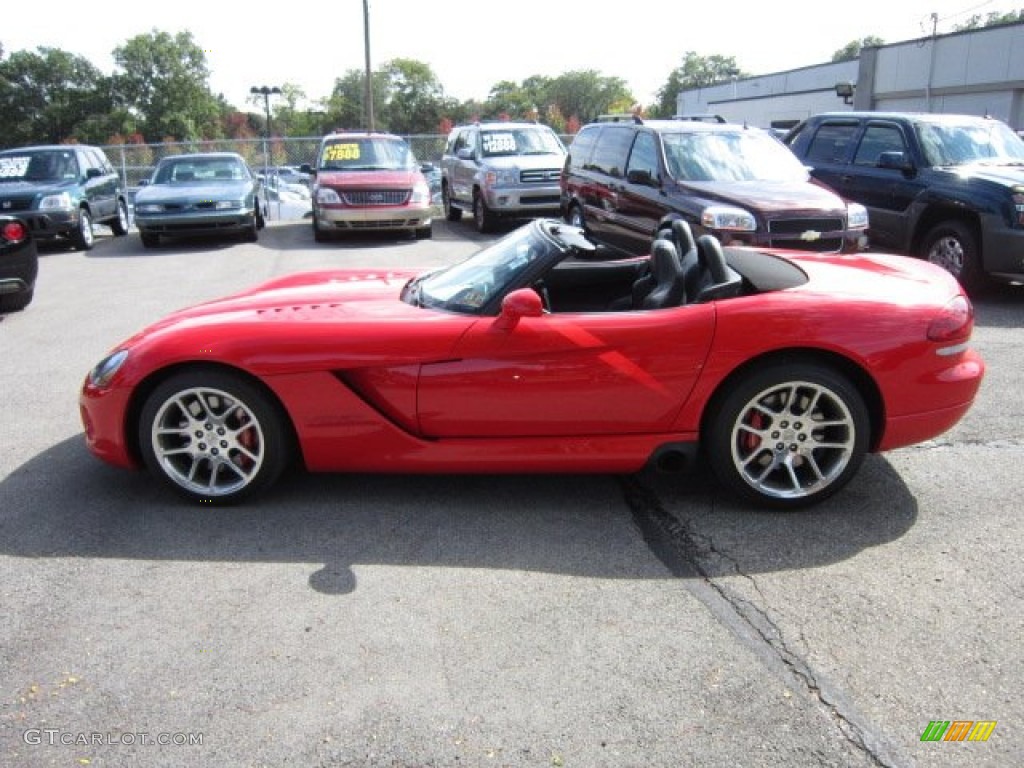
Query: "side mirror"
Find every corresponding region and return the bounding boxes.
[137,179,149,187]
[420,162,437,173]
[626,168,656,186]
[456,147,474,161]
[878,151,913,172]
[85,168,103,180]
[494,288,544,331]
[299,163,315,175]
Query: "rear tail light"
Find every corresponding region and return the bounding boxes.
[2,220,27,243]
[928,295,973,342]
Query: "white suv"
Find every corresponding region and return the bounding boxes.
[441,122,566,232]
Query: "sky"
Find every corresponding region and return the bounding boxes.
[0,0,1018,111]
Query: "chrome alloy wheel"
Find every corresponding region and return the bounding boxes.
[729,380,857,501]
[926,235,965,278]
[150,386,265,497]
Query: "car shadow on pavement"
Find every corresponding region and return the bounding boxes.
[0,437,916,595]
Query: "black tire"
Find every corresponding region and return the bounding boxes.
[138,370,293,504]
[705,361,870,509]
[415,225,433,239]
[256,200,267,230]
[473,191,497,233]
[241,214,259,243]
[313,217,328,243]
[71,208,95,251]
[0,287,34,312]
[921,220,983,293]
[442,183,462,221]
[110,199,130,236]
[567,203,588,234]
[140,231,160,248]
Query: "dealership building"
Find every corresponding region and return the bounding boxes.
[675,21,1024,131]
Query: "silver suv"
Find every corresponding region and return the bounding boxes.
[441,122,566,232]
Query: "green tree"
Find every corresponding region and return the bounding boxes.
[321,68,386,131]
[831,36,884,62]
[954,9,1024,30]
[544,70,633,126]
[0,47,112,144]
[378,58,447,134]
[112,29,222,142]
[651,52,745,118]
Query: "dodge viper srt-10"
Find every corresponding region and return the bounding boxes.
[79,219,984,508]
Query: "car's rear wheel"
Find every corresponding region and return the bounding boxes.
[921,220,983,292]
[0,287,33,312]
[473,191,496,233]
[72,208,95,251]
[110,199,130,236]
[138,370,292,504]
[443,183,462,221]
[706,362,869,509]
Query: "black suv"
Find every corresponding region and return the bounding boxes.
[560,118,868,257]
[785,111,1024,290]
[0,145,130,250]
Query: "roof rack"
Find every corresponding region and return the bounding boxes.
[596,113,644,124]
[671,114,727,123]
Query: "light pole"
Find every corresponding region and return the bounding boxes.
[363,0,374,131]
[250,85,281,218]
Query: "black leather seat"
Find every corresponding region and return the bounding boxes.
[639,238,687,309]
[692,234,744,303]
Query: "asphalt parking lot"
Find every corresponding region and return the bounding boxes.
[1,219,1021,768]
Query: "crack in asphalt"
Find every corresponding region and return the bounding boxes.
[620,476,912,768]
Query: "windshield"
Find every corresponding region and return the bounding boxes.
[662,130,809,182]
[416,223,562,313]
[153,157,249,183]
[480,127,565,158]
[320,137,416,171]
[915,119,1024,166]
[0,150,80,182]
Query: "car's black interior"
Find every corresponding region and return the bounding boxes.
[541,220,755,312]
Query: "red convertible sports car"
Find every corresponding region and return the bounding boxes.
[80,219,984,508]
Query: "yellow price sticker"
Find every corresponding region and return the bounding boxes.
[323,143,361,162]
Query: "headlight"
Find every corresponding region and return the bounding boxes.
[316,187,341,204]
[847,203,869,230]
[410,181,431,204]
[136,204,164,214]
[39,192,73,211]
[88,349,129,388]
[702,205,756,232]
[1012,190,1024,227]
[482,169,517,188]
[215,201,242,210]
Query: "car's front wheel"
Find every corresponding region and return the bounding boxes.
[473,191,497,233]
[110,199,130,236]
[138,370,293,504]
[567,203,588,234]
[72,208,95,251]
[705,361,869,509]
[140,231,159,248]
[921,220,983,292]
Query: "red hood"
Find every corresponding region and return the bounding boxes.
[316,169,423,188]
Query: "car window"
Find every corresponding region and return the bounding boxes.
[568,127,599,171]
[0,150,79,182]
[853,125,907,166]
[626,131,659,178]
[915,119,1024,166]
[590,126,634,177]
[662,130,808,182]
[320,137,415,171]
[155,157,247,183]
[804,123,859,165]
[479,127,564,158]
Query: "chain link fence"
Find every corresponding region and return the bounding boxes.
[100,135,450,189]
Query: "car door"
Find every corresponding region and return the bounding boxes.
[451,127,478,205]
[81,148,115,220]
[580,125,637,252]
[603,130,665,254]
[416,305,716,437]
[843,120,925,251]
